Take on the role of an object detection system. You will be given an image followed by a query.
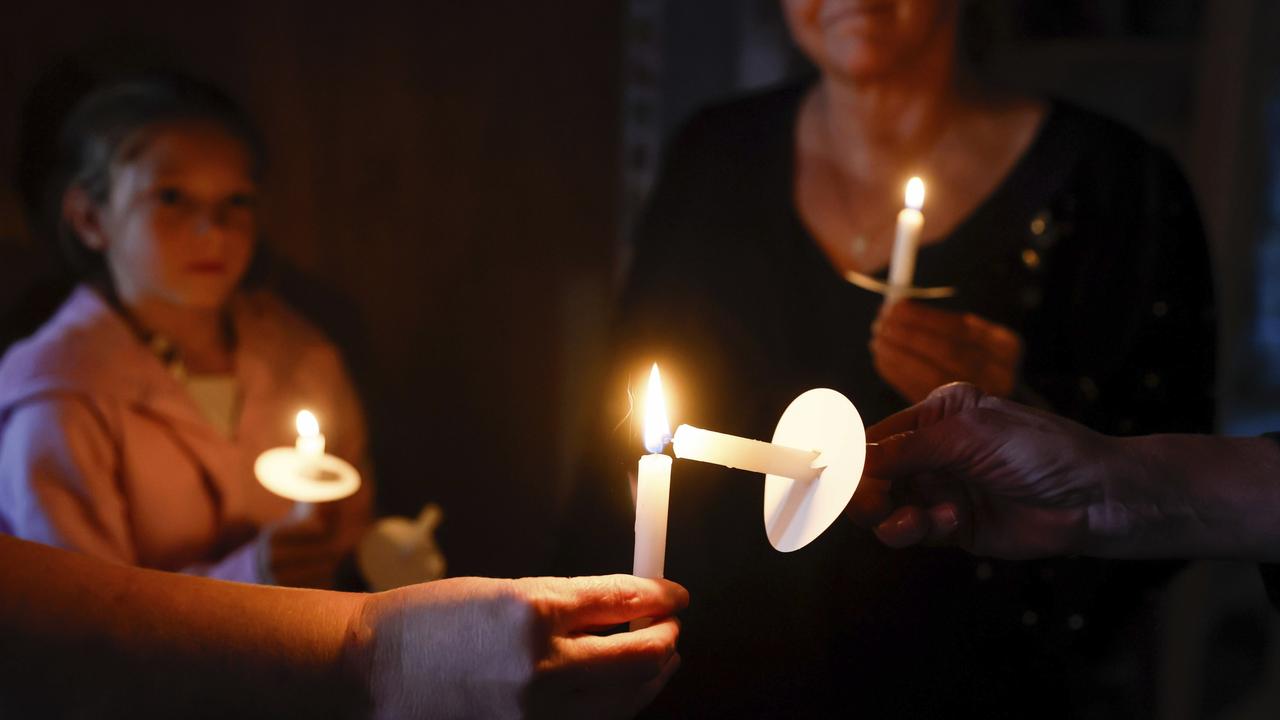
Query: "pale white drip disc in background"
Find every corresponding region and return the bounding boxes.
[764,388,866,552]
[255,448,361,503]
[844,270,956,300]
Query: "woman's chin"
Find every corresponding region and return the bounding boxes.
[821,43,907,83]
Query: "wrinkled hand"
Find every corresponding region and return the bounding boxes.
[269,502,365,589]
[846,382,1132,559]
[870,301,1022,403]
[354,574,688,720]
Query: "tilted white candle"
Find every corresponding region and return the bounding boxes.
[672,424,821,482]
[633,364,672,580]
[887,176,925,303]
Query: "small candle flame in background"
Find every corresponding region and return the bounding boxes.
[296,409,320,438]
[643,363,670,454]
[905,176,925,211]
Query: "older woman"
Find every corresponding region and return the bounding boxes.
[561,0,1214,717]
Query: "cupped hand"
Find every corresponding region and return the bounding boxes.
[354,574,689,720]
[268,502,364,589]
[870,301,1022,403]
[846,382,1133,559]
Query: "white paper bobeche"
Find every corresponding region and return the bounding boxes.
[762,388,865,552]
[255,410,362,504]
[254,447,362,503]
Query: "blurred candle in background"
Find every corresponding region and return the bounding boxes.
[887,176,925,303]
[295,410,326,458]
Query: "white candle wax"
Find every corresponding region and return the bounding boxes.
[672,424,820,482]
[633,453,673,579]
[887,177,925,303]
[633,364,672,581]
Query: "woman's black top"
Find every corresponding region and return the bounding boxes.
[558,82,1216,718]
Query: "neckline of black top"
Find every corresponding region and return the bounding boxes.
[771,80,1071,291]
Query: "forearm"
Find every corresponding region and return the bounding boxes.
[1091,435,1280,561]
[179,535,267,583]
[0,535,373,718]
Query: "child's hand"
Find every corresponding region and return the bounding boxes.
[268,505,359,589]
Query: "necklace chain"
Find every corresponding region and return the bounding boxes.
[817,100,898,263]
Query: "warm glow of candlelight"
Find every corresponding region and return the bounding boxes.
[296,410,320,438]
[643,364,670,454]
[295,409,326,458]
[905,177,925,210]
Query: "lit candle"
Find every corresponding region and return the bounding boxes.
[295,410,326,458]
[887,176,925,303]
[255,409,361,508]
[671,425,820,482]
[633,364,672,581]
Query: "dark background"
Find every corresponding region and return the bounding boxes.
[2,1,1279,716]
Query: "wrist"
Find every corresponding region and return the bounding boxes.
[339,593,381,720]
[1088,435,1280,560]
[1082,435,1153,556]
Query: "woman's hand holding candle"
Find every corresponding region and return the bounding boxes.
[870,300,1023,403]
[355,574,688,719]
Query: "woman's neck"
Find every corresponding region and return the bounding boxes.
[815,41,964,182]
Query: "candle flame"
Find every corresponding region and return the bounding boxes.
[296,410,320,438]
[905,177,925,210]
[643,364,670,454]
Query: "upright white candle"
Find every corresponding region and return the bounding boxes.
[295,410,326,458]
[291,410,325,519]
[672,425,820,482]
[633,364,672,580]
[887,176,925,303]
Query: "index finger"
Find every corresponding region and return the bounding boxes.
[549,575,690,631]
[866,382,987,442]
